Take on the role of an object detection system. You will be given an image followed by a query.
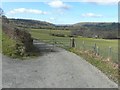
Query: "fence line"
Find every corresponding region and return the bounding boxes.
[37,38,118,63]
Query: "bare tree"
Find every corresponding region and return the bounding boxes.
[0,8,3,16]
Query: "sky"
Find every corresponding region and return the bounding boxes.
[2,0,118,24]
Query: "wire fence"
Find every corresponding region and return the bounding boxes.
[76,41,118,63]
[37,38,118,63]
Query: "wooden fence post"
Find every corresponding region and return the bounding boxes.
[83,41,85,50]
[93,43,97,54]
[70,38,72,47]
[53,39,55,50]
[96,46,99,55]
[71,38,75,48]
[108,46,112,57]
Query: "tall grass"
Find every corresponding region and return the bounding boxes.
[2,32,17,57]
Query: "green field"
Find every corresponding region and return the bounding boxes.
[76,37,118,63]
[31,29,71,35]
[29,29,118,63]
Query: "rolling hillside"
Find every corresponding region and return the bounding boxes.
[9,18,56,29]
[8,18,118,39]
[72,22,118,39]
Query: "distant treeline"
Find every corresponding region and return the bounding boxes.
[9,18,118,39]
[71,23,118,39]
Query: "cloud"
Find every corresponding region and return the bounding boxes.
[81,0,118,5]
[49,17,56,21]
[82,13,103,18]
[8,8,47,14]
[46,17,56,23]
[48,0,70,9]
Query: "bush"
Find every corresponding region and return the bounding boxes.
[50,33,65,37]
[68,35,77,38]
[2,15,40,59]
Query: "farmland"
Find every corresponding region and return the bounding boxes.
[29,29,118,63]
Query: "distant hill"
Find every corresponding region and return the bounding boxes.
[9,18,118,39]
[9,18,73,30]
[9,18,56,29]
[73,22,118,30]
[72,22,118,39]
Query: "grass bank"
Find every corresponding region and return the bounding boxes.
[2,32,40,59]
[69,48,118,84]
[2,32,17,58]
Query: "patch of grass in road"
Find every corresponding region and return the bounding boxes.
[69,48,118,84]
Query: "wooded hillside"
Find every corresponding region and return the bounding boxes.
[9,18,118,39]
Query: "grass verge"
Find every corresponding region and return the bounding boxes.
[2,32,17,58]
[69,48,118,84]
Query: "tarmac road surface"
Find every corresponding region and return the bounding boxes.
[2,42,118,88]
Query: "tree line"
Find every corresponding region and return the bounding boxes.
[9,18,118,39]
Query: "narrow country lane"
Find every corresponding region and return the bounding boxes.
[2,42,117,88]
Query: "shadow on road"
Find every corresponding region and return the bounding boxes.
[33,40,58,55]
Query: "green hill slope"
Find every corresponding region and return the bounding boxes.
[9,18,118,39]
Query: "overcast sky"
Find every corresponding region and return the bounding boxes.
[2,0,118,24]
